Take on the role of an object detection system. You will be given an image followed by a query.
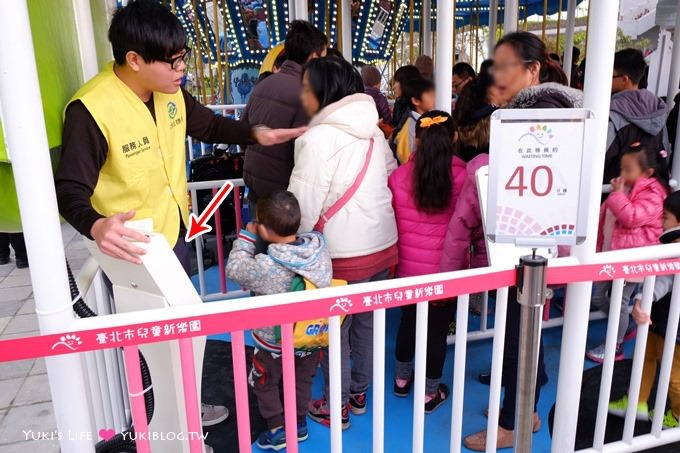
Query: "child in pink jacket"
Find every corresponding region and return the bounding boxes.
[586,141,670,363]
[388,111,466,412]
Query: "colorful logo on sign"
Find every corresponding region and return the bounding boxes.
[519,124,554,145]
[167,101,177,119]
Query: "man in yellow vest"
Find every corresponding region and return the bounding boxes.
[54,0,305,432]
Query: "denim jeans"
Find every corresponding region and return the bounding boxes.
[321,268,390,406]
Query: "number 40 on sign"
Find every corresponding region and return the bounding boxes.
[486,109,594,247]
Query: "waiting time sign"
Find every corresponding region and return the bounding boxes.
[486,109,594,247]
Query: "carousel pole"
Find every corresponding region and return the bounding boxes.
[556,0,562,55]
[423,0,432,56]
[563,0,577,85]
[220,0,230,103]
[191,0,208,103]
[541,0,548,41]
[338,0,352,61]
[475,0,480,68]
[409,0,415,63]
[489,0,498,54]
[453,1,457,64]
[200,0,216,103]
[212,0,223,103]
[504,0,519,33]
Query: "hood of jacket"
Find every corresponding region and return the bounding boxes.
[609,89,667,136]
[267,232,332,288]
[308,93,379,140]
[506,82,584,109]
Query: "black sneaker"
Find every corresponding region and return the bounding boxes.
[0,256,9,265]
[394,375,414,397]
[16,258,28,269]
[349,392,367,415]
[424,384,450,413]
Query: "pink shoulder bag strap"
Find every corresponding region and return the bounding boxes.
[314,138,375,233]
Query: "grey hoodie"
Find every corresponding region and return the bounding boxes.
[226,230,333,354]
[604,89,669,183]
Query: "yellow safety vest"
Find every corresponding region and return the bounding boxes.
[69,62,188,247]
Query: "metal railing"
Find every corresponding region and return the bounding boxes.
[3,245,680,452]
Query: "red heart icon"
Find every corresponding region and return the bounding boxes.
[98,428,116,441]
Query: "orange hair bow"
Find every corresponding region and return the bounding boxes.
[419,115,447,129]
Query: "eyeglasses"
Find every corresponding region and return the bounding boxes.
[494,60,535,73]
[161,47,192,71]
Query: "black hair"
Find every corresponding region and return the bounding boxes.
[325,47,345,59]
[496,32,568,85]
[393,65,421,87]
[273,51,287,70]
[284,21,328,65]
[622,141,670,190]
[256,190,301,237]
[412,111,458,213]
[664,191,680,221]
[572,46,581,62]
[549,53,561,62]
[453,59,494,125]
[109,0,186,65]
[402,77,435,110]
[302,57,364,111]
[613,48,647,85]
[452,62,477,80]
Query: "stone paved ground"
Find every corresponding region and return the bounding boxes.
[0,223,89,452]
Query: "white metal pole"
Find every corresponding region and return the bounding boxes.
[666,2,680,111]
[72,0,99,81]
[488,0,499,55]
[422,0,432,56]
[0,1,94,452]
[294,0,307,21]
[340,0,352,62]
[504,0,519,33]
[372,308,386,453]
[551,0,619,451]
[411,302,429,453]
[434,0,453,112]
[563,0,577,85]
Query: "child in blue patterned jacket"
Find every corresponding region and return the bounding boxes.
[226,190,332,451]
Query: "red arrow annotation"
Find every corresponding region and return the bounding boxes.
[185,181,235,242]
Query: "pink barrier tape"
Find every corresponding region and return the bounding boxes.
[213,188,227,294]
[231,330,252,453]
[281,323,298,453]
[2,258,680,363]
[178,338,203,453]
[123,346,151,453]
[234,186,243,233]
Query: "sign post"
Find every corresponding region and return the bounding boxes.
[487,109,593,452]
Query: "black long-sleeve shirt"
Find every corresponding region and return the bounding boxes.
[55,88,252,238]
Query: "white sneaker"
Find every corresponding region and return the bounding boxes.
[201,404,229,427]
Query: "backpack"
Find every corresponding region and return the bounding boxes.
[272,276,347,352]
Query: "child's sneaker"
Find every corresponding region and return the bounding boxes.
[608,395,649,421]
[256,426,286,451]
[424,384,450,413]
[394,375,413,397]
[297,422,309,442]
[650,409,680,429]
[586,343,624,364]
[308,397,351,430]
[349,392,367,415]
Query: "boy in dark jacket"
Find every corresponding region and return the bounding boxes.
[608,191,680,429]
[361,65,392,125]
[603,49,670,184]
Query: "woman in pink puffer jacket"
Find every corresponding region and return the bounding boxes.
[388,111,466,412]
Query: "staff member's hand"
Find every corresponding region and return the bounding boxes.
[90,210,150,264]
[253,126,307,146]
